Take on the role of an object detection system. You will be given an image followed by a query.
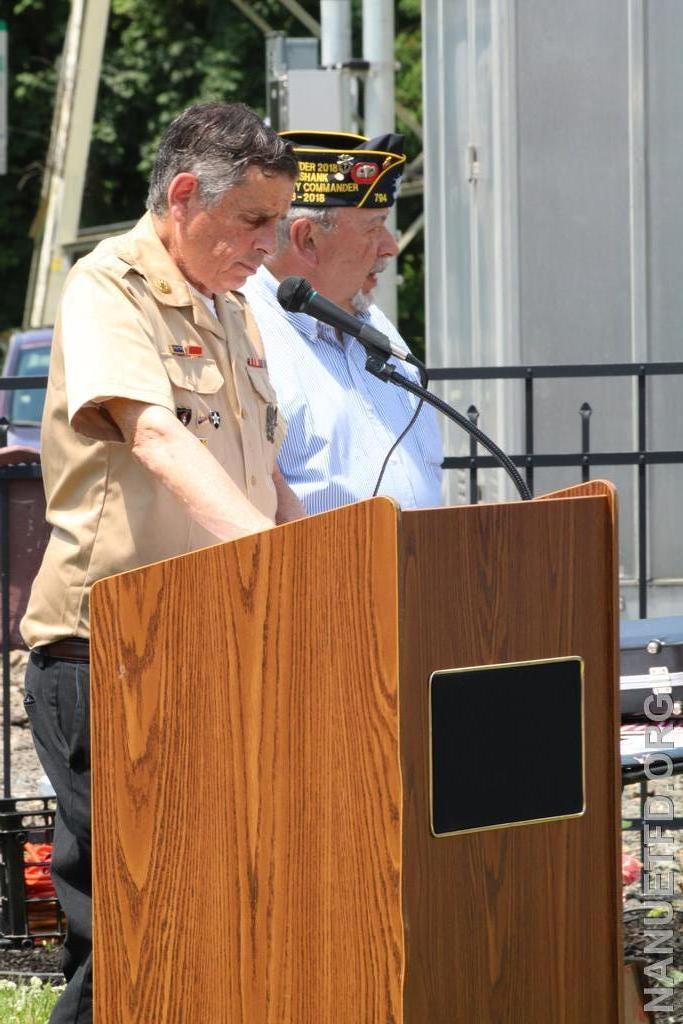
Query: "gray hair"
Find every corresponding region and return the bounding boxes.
[147,102,298,215]
[274,205,339,252]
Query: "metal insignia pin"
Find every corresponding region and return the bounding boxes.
[209,411,221,429]
[266,404,277,443]
[176,407,192,426]
[351,161,380,184]
[157,278,171,294]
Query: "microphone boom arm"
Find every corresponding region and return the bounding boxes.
[363,352,532,502]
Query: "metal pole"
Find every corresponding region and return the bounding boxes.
[320,0,351,66]
[27,0,110,328]
[524,369,534,496]
[638,367,648,617]
[362,0,395,137]
[0,20,7,176]
[580,402,592,483]
[468,405,480,504]
[1,475,10,798]
[320,0,353,131]
[362,0,398,323]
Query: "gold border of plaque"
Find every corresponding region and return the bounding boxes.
[428,656,586,838]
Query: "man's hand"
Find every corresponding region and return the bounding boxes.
[272,465,306,524]
[104,398,275,541]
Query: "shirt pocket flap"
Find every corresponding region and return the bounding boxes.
[161,354,224,394]
[245,364,278,404]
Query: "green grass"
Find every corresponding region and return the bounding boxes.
[0,977,64,1023]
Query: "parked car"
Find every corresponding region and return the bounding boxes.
[0,328,52,449]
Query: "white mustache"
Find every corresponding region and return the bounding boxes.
[371,257,391,276]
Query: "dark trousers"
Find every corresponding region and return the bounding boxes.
[24,652,92,1024]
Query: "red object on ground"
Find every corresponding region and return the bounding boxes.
[622,852,642,886]
[24,841,55,900]
[23,842,63,940]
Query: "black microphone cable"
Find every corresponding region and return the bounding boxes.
[371,363,429,498]
[372,396,426,498]
[276,275,530,500]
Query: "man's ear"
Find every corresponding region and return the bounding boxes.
[289,218,319,268]
[167,173,200,221]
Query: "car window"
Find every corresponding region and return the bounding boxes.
[16,347,51,375]
[9,344,50,425]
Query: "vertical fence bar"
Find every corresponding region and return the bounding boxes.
[1,474,10,798]
[0,801,30,942]
[467,405,479,504]
[637,367,647,618]
[580,403,592,483]
[525,369,534,496]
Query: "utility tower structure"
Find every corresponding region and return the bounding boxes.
[25,0,110,328]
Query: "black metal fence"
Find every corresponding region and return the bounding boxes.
[430,361,683,620]
[0,374,48,802]
[1,364,683,946]
[0,796,65,948]
[2,363,683,798]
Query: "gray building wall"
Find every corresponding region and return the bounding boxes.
[422,0,683,617]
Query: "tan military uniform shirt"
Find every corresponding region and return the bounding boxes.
[21,213,285,648]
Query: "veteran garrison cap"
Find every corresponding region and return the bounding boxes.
[279,129,406,209]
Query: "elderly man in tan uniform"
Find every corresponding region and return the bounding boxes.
[21,102,303,1024]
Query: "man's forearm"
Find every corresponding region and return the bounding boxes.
[105,399,274,540]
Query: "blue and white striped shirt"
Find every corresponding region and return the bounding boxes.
[244,266,443,515]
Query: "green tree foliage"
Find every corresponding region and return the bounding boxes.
[2,0,424,351]
[83,0,297,226]
[1,0,70,335]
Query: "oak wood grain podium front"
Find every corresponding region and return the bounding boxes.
[90,483,622,1023]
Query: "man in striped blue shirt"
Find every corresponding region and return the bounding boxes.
[244,130,443,516]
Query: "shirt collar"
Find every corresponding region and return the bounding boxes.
[254,265,372,346]
[114,213,238,339]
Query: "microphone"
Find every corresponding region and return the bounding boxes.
[276,276,420,369]
[276,279,529,499]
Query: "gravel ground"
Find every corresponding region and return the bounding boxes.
[2,651,682,1017]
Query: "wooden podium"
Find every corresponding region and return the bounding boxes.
[90,483,622,1023]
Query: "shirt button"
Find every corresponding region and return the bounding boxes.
[250,474,257,486]
[241,409,247,419]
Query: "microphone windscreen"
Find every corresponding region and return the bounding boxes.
[276,276,313,313]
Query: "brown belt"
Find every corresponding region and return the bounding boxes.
[40,638,90,663]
